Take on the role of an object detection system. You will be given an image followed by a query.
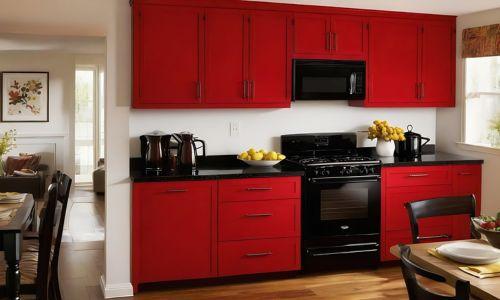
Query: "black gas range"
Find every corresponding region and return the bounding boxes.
[281,133,381,271]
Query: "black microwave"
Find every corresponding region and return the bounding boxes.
[293,59,365,101]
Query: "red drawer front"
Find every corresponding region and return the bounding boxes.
[218,237,300,276]
[134,181,214,201]
[218,177,301,202]
[385,166,452,187]
[219,199,300,241]
[385,185,454,231]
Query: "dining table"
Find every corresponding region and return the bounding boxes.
[390,240,500,300]
[0,194,35,300]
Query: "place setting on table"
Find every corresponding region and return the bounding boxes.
[0,192,28,225]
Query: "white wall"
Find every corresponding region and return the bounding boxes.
[436,7,500,215]
[130,104,437,156]
[0,51,74,175]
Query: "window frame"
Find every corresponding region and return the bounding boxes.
[458,56,500,155]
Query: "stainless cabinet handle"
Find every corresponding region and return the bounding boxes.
[196,81,201,100]
[326,32,330,50]
[244,213,273,217]
[246,187,273,191]
[332,32,337,50]
[166,189,188,193]
[245,252,272,257]
[243,80,248,99]
[408,173,429,177]
[459,172,473,176]
[417,234,451,241]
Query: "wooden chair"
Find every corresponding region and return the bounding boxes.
[404,195,479,244]
[398,244,471,300]
[24,171,72,300]
[0,183,59,299]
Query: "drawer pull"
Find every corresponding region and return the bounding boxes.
[246,187,273,191]
[408,173,429,177]
[244,213,273,218]
[245,252,273,257]
[166,189,188,193]
[417,234,451,241]
[459,172,473,176]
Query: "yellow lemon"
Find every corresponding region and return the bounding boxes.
[269,151,278,160]
[277,154,286,160]
[251,152,264,161]
[239,152,249,160]
[248,148,256,155]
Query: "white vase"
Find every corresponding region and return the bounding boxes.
[376,139,395,157]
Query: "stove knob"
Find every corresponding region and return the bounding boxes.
[341,167,352,176]
[368,167,376,174]
[360,166,369,175]
[314,169,320,176]
[321,169,330,176]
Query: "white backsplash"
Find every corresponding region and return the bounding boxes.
[129,101,436,156]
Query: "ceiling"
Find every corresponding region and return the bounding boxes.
[245,0,500,15]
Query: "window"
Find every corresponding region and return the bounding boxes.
[75,65,105,184]
[464,56,500,148]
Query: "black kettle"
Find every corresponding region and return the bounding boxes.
[178,132,206,171]
[140,131,173,174]
[396,125,430,159]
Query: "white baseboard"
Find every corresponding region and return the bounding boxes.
[100,275,134,299]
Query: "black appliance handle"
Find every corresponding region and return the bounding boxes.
[310,249,378,257]
[193,139,206,157]
[309,175,380,184]
[421,136,430,147]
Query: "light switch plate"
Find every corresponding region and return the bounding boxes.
[229,122,239,137]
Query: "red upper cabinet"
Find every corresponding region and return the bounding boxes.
[133,5,203,106]
[367,18,421,105]
[330,15,367,58]
[293,13,367,59]
[293,13,331,55]
[248,11,291,106]
[420,21,455,106]
[205,8,248,104]
[361,17,455,107]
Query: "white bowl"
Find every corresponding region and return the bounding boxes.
[436,241,500,265]
[238,159,282,167]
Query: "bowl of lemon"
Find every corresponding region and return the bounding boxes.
[238,148,286,167]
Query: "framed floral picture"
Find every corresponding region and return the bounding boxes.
[1,72,49,122]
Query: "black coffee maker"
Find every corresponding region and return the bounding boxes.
[395,125,430,159]
[140,131,175,174]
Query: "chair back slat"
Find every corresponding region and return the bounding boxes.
[36,183,59,300]
[405,195,478,243]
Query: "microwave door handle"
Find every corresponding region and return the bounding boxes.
[349,73,356,95]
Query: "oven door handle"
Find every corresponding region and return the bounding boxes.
[309,175,380,184]
[310,249,378,257]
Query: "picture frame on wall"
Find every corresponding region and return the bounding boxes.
[1,71,49,122]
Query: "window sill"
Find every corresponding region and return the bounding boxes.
[456,142,500,156]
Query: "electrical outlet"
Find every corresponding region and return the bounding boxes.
[229,122,239,137]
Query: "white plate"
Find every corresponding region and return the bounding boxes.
[238,159,282,167]
[437,241,500,265]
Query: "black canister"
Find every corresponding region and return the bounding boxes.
[396,125,430,159]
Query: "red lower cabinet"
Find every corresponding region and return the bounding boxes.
[218,238,301,277]
[132,176,301,290]
[381,164,482,261]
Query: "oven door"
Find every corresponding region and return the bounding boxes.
[293,60,365,101]
[304,176,381,237]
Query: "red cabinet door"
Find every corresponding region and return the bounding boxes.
[205,8,248,104]
[293,13,331,55]
[331,15,367,58]
[452,165,482,239]
[421,21,455,106]
[133,5,203,106]
[132,181,217,285]
[248,11,290,105]
[368,18,420,105]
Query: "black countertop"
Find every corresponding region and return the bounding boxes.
[130,156,305,182]
[130,152,483,182]
[378,152,484,167]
